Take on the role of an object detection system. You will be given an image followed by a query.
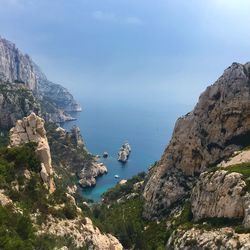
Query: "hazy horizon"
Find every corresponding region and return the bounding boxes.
[1,0,250,108]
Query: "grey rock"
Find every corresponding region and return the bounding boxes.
[118,142,131,162]
[143,62,250,219]
[191,170,247,221]
[167,227,250,250]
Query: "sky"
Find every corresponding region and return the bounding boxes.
[1,0,250,107]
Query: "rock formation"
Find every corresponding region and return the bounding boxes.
[143,62,250,219]
[9,113,55,193]
[46,124,108,189]
[0,36,81,123]
[191,170,248,222]
[167,227,250,250]
[78,162,108,188]
[37,215,123,249]
[118,142,131,163]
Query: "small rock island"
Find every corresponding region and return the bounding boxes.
[118,142,131,163]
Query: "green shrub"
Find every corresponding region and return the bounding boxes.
[63,203,77,220]
[102,172,146,202]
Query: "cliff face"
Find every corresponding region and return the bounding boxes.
[0,36,81,122]
[0,38,37,91]
[191,170,248,223]
[143,62,250,219]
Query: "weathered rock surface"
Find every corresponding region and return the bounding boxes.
[78,162,108,188]
[0,189,13,207]
[219,149,250,168]
[0,37,37,91]
[37,215,123,249]
[191,170,247,221]
[143,62,250,219]
[0,36,81,123]
[167,227,250,250]
[9,113,55,193]
[118,143,131,163]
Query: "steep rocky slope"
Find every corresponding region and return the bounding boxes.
[143,62,250,219]
[0,36,81,122]
[0,114,122,249]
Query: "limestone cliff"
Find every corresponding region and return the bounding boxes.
[191,170,249,224]
[9,113,55,193]
[167,228,250,250]
[143,62,250,219]
[0,37,37,91]
[0,36,81,122]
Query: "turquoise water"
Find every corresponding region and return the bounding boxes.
[63,97,190,202]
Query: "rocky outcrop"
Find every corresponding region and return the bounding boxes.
[143,62,250,219]
[118,143,131,163]
[78,162,107,188]
[167,227,250,250]
[46,124,108,189]
[0,83,41,130]
[0,36,81,123]
[70,126,84,148]
[37,215,123,249]
[9,113,55,193]
[191,170,247,221]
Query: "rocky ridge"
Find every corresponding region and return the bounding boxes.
[143,62,250,219]
[9,113,55,193]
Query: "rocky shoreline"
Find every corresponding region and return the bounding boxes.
[78,162,108,188]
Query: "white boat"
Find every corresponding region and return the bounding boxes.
[114,175,120,179]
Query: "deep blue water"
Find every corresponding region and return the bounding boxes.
[63,96,191,202]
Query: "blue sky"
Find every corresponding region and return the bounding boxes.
[1,0,250,106]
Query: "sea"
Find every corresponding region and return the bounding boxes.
[63,93,192,202]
